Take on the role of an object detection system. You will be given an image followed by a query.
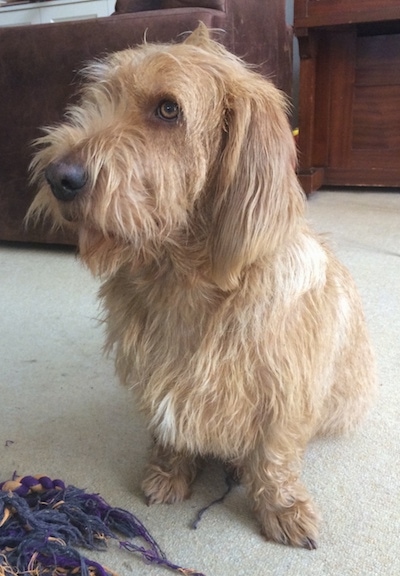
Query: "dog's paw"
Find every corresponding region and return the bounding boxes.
[142,465,192,505]
[259,498,320,549]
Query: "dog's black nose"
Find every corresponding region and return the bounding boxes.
[45,160,88,201]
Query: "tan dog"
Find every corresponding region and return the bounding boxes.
[29,24,376,549]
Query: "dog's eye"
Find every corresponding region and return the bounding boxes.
[156,100,181,122]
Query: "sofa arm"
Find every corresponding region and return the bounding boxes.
[162,1,225,9]
[115,0,225,14]
[114,0,162,12]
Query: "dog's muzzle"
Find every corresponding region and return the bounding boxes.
[45,159,88,202]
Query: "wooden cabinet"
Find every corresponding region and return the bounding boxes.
[294,0,400,193]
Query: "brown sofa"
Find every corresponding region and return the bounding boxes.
[0,0,292,244]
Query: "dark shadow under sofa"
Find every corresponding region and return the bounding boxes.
[0,0,292,244]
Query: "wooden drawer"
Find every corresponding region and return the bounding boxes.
[295,0,400,27]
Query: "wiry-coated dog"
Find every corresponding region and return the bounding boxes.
[28,24,376,549]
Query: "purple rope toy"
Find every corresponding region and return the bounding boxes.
[0,474,205,576]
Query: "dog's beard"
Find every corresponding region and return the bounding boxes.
[75,203,168,278]
[77,226,137,277]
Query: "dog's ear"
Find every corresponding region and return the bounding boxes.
[183,22,213,49]
[209,74,304,291]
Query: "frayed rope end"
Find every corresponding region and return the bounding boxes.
[0,474,206,576]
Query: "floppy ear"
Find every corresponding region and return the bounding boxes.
[209,74,304,291]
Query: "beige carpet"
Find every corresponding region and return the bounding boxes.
[1,190,399,575]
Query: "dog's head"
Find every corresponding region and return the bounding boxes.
[29,23,304,288]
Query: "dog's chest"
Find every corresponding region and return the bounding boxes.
[147,370,263,459]
[103,270,265,458]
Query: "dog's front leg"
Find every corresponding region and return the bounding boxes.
[241,436,319,549]
[142,442,200,505]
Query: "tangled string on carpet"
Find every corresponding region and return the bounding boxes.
[0,474,205,576]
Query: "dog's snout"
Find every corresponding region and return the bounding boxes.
[45,160,88,201]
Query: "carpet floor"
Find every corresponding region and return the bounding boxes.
[1,190,399,575]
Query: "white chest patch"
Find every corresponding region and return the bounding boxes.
[150,392,178,446]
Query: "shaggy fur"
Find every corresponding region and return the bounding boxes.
[28,24,376,549]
